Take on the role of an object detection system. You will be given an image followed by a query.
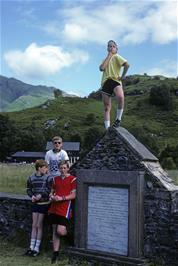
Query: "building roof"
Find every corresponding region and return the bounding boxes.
[46,141,80,151]
[11,151,45,158]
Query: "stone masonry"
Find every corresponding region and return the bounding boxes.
[0,127,178,265]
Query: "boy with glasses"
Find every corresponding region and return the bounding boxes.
[45,136,69,180]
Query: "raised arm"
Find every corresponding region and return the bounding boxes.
[99,52,113,71]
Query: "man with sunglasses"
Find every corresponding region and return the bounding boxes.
[45,136,69,180]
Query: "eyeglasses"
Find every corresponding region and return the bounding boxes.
[54,141,61,144]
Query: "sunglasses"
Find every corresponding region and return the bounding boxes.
[54,141,61,144]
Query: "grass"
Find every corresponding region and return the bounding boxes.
[0,236,167,266]
[0,163,34,194]
[167,170,178,185]
[0,236,81,266]
[0,163,178,194]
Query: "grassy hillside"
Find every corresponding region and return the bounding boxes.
[8,97,104,133]
[2,75,178,167]
[4,94,54,112]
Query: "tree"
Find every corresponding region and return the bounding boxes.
[88,90,102,100]
[161,157,176,170]
[0,114,17,160]
[85,113,96,125]
[17,127,46,151]
[149,83,173,110]
[53,89,62,98]
[160,144,178,168]
[83,127,103,151]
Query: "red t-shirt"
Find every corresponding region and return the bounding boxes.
[48,174,76,219]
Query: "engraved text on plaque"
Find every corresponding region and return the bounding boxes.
[87,186,128,255]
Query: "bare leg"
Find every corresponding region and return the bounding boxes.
[102,93,111,129]
[114,85,124,121]
[29,212,38,250]
[52,225,60,252]
[32,213,45,252]
[36,213,45,240]
[31,212,38,239]
[114,85,124,110]
[52,224,67,252]
[56,225,67,237]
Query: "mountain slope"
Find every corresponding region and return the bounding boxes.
[0,75,64,112]
[1,74,178,164]
[4,94,54,112]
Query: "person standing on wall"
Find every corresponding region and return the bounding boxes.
[45,136,69,180]
[99,40,130,130]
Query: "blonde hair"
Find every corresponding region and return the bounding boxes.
[59,160,70,169]
[52,136,62,143]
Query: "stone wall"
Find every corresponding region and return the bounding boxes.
[144,175,178,265]
[0,193,31,239]
[1,127,178,265]
[72,127,178,266]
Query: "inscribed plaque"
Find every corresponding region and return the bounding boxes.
[87,186,128,255]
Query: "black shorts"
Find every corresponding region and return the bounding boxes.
[48,213,69,227]
[101,79,121,96]
[32,203,49,214]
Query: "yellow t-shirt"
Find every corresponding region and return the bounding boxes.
[101,54,127,86]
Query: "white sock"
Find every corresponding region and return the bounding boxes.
[104,120,110,129]
[116,109,123,121]
[30,239,36,250]
[34,239,41,252]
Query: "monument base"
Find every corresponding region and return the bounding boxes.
[67,247,148,266]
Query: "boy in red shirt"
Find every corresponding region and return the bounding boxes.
[48,160,76,264]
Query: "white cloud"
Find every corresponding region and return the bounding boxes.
[3,43,89,79]
[144,59,178,77]
[63,23,88,42]
[43,0,177,45]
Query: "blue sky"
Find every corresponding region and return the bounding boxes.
[1,0,177,96]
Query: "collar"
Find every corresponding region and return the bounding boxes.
[53,149,61,153]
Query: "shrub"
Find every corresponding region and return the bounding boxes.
[161,157,176,170]
[160,144,178,168]
[88,90,102,100]
[83,127,103,150]
[149,83,173,110]
[85,113,96,125]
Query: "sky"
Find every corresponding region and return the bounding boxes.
[1,0,178,97]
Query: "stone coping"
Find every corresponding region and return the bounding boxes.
[116,127,158,162]
[0,192,29,200]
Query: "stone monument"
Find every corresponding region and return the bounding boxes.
[68,127,178,266]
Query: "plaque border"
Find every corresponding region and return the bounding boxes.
[75,170,144,258]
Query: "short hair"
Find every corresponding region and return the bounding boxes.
[59,160,70,169]
[52,136,62,143]
[35,159,48,170]
[107,40,118,50]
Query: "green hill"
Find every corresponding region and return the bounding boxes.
[0,75,69,112]
[1,74,178,169]
[4,94,54,112]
